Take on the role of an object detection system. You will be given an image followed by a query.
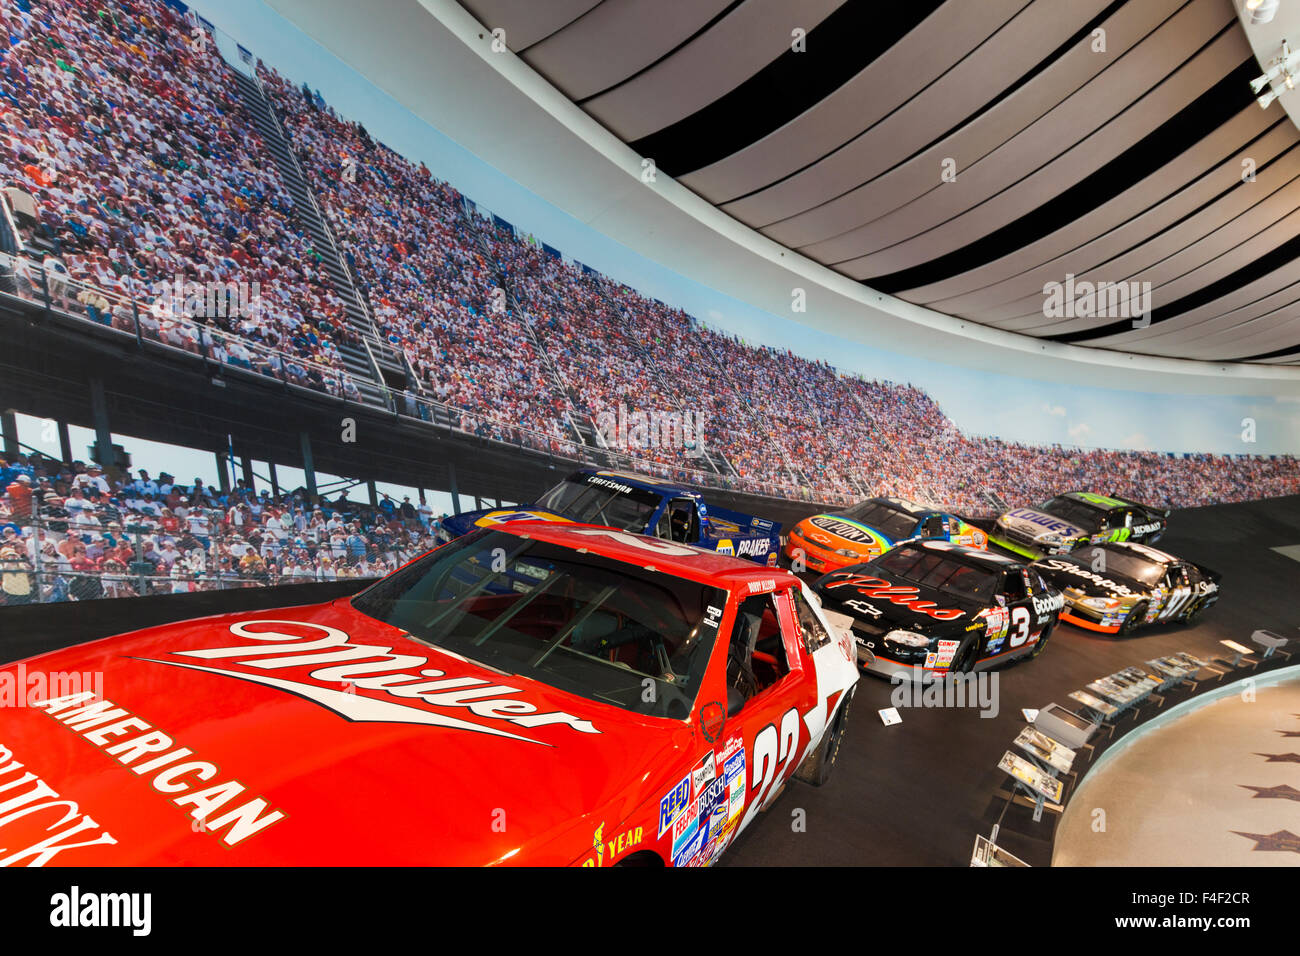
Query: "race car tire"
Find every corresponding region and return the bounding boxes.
[1180,598,1206,626]
[1027,621,1054,659]
[950,635,980,673]
[794,687,855,787]
[1117,602,1147,637]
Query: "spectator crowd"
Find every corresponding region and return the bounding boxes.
[0,451,442,607]
[0,0,1295,611]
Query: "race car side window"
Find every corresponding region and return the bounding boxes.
[922,515,944,537]
[668,499,697,543]
[726,593,790,705]
[790,586,830,655]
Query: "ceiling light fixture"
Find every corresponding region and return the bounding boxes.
[1247,0,1281,25]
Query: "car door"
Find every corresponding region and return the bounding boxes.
[722,588,816,838]
[998,568,1047,658]
[1155,565,1194,621]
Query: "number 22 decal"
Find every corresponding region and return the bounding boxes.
[739,708,801,832]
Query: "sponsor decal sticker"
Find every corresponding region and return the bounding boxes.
[135,620,598,745]
[699,701,725,743]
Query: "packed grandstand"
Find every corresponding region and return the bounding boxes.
[0,0,1296,604]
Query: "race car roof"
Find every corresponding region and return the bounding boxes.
[576,468,699,498]
[1093,539,1178,565]
[491,521,794,589]
[905,538,1025,571]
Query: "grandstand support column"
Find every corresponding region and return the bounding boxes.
[367,479,378,507]
[1,409,17,460]
[269,462,281,498]
[214,452,230,495]
[57,420,72,465]
[88,378,113,470]
[300,431,318,502]
[449,462,460,516]
[241,456,256,494]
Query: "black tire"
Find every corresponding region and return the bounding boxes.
[949,634,980,673]
[1027,621,1054,659]
[794,687,854,787]
[1117,601,1147,637]
[1179,597,1205,626]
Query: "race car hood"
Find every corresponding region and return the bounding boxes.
[798,515,895,554]
[997,508,1088,539]
[1032,555,1147,599]
[0,602,693,866]
[812,567,984,633]
[441,506,574,539]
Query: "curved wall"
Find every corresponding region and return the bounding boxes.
[191,0,1300,455]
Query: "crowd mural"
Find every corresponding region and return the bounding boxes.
[0,0,1296,605]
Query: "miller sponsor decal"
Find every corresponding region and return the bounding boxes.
[824,573,966,621]
[135,620,600,745]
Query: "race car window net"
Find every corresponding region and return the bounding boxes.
[1038,496,1107,529]
[835,501,917,540]
[535,476,662,530]
[1070,546,1165,585]
[875,548,999,599]
[351,531,726,719]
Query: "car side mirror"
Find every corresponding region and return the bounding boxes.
[727,685,746,717]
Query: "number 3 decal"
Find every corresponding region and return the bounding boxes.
[1008,607,1031,647]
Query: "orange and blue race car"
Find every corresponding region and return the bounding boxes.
[785,496,987,575]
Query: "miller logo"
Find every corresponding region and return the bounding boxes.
[136,620,599,745]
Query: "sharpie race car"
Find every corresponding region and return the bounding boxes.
[989,491,1169,559]
[785,496,986,574]
[441,469,781,565]
[813,540,1064,680]
[1032,541,1221,635]
[0,524,858,867]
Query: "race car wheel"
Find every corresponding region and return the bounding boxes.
[1027,622,1054,659]
[1117,602,1147,637]
[950,635,980,673]
[1180,598,1205,626]
[794,687,855,787]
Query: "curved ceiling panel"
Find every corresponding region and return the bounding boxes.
[453,0,1300,363]
[520,0,735,102]
[457,0,602,50]
[580,0,844,141]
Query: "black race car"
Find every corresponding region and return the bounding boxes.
[989,491,1169,559]
[812,540,1064,681]
[1031,541,1220,636]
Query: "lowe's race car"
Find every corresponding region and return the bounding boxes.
[785,496,986,574]
[990,491,1169,559]
[812,540,1063,681]
[439,470,781,565]
[1032,541,1220,635]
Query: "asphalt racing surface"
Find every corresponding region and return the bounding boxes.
[1,495,1297,867]
[721,494,1300,866]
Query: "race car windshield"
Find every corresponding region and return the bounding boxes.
[874,548,999,599]
[836,501,918,540]
[1070,546,1165,585]
[1038,496,1107,529]
[350,531,724,719]
[535,476,662,530]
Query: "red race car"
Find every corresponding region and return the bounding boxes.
[0,523,859,867]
